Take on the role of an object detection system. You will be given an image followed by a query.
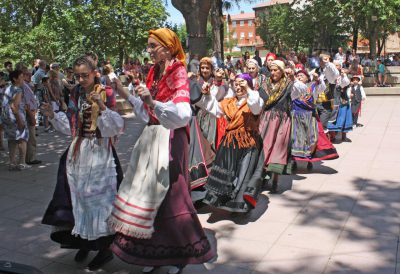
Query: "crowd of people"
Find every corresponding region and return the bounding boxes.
[0,28,374,273]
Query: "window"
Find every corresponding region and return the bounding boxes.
[232,32,237,39]
[248,32,253,38]
[248,20,252,26]
[232,21,236,27]
[240,32,245,39]
[240,20,244,26]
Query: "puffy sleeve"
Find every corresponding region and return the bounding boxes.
[211,84,229,101]
[128,94,150,124]
[196,94,223,118]
[360,86,366,99]
[153,101,192,129]
[49,111,71,136]
[291,80,308,100]
[346,87,351,99]
[315,78,326,95]
[324,62,340,84]
[97,108,124,137]
[337,75,350,88]
[247,89,264,115]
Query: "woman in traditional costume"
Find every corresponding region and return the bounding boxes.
[41,55,124,271]
[197,73,264,212]
[291,70,339,170]
[327,69,353,142]
[246,59,267,92]
[108,28,215,274]
[258,60,294,193]
[194,57,230,150]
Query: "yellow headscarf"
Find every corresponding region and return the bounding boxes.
[149,28,186,67]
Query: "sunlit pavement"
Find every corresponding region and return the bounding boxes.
[0,96,399,274]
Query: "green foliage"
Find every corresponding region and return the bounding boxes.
[256,0,399,54]
[0,0,168,67]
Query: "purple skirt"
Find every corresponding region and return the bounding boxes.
[111,127,215,266]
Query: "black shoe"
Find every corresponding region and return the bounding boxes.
[356,123,364,127]
[87,249,113,271]
[74,249,89,262]
[26,160,42,165]
[270,181,278,194]
[342,138,352,143]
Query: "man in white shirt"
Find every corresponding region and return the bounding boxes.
[334,47,346,68]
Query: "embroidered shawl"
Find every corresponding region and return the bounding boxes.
[145,60,190,125]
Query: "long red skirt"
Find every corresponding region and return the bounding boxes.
[111,128,215,266]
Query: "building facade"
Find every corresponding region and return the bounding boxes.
[225,11,264,52]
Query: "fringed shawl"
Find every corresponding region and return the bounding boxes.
[262,76,290,110]
[219,97,259,149]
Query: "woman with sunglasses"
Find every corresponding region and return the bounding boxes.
[41,55,124,271]
[108,28,215,274]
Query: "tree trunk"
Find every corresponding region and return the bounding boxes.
[368,19,377,59]
[172,0,212,58]
[352,23,358,51]
[210,0,223,60]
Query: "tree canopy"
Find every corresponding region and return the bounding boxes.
[0,0,168,66]
[257,0,400,55]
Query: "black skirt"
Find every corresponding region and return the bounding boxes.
[203,137,262,213]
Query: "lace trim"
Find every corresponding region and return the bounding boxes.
[115,235,211,259]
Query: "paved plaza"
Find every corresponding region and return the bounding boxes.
[0,96,399,274]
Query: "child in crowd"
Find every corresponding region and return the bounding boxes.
[348,75,366,127]
[376,59,388,87]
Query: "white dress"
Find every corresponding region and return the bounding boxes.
[50,108,124,240]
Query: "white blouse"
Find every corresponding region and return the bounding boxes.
[127,94,192,130]
[49,108,124,137]
[197,89,264,118]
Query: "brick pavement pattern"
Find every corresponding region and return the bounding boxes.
[0,97,399,274]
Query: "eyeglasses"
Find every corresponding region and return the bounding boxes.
[74,73,90,80]
[146,43,163,50]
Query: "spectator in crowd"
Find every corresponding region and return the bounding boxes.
[123,57,133,74]
[32,59,40,76]
[212,51,224,69]
[61,67,76,106]
[361,54,373,67]
[391,54,400,66]
[189,54,200,74]
[50,63,65,81]
[224,54,234,76]
[21,66,41,165]
[334,47,346,68]
[1,70,30,171]
[253,50,262,67]
[3,61,13,82]
[376,59,387,87]
[48,70,65,113]
[348,49,360,64]
[348,60,364,82]
[141,57,152,79]
[32,60,47,89]
[286,50,298,64]
[298,51,308,65]
[309,51,320,69]
[0,72,6,150]
[244,51,251,62]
